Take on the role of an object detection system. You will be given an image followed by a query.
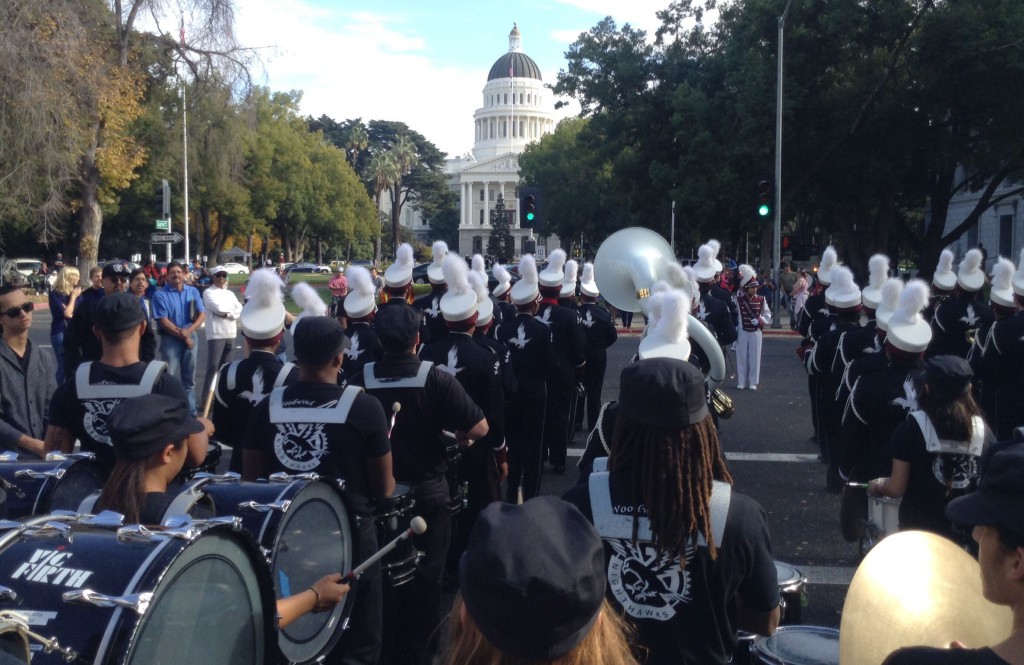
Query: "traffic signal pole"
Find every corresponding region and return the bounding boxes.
[772,0,794,329]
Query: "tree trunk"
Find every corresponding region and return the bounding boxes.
[76,134,103,273]
[390,182,402,254]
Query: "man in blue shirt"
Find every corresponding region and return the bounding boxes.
[152,261,206,414]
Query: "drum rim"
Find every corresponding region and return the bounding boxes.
[0,456,105,518]
[35,457,105,516]
[751,625,841,662]
[774,561,804,587]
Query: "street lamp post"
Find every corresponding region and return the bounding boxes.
[771,0,795,329]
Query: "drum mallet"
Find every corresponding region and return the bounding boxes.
[386,403,401,439]
[201,370,220,419]
[846,482,869,489]
[342,516,426,582]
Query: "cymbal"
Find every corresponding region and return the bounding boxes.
[840,530,1013,665]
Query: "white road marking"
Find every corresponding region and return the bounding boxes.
[568,449,819,464]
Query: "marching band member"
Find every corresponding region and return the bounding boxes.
[243,316,393,664]
[735,264,771,391]
[691,244,736,382]
[578,262,617,433]
[560,259,579,310]
[379,243,417,308]
[971,257,1016,419]
[979,249,1024,439]
[925,248,957,324]
[798,246,838,444]
[211,269,297,473]
[340,266,383,385]
[491,262,515,335]
[929,248,992,359]
[838,254,889,372]
[414,241,450,345]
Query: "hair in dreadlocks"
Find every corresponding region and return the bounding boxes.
[608,412,732,569]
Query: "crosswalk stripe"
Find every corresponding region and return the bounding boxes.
[568,449,819,464]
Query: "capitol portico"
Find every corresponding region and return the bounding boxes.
[449,24,561,258]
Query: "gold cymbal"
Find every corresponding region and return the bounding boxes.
[840,530,1013,665]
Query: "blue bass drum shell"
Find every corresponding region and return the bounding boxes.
[0,453,106,520]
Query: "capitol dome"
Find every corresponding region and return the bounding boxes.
[487,52,543,82]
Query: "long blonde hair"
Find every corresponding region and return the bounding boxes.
[441,596,639,665]
[53,267,80,296]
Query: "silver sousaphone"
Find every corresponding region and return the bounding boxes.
[594,227,728,395]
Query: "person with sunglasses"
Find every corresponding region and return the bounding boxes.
[201,266,242,406]
[0,284,56,457]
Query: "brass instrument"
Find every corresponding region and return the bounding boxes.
[966,327,978,345]
[710,387,735,419]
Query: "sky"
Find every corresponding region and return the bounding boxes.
[228,0,674,157]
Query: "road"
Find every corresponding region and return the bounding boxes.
[29,308,852,631]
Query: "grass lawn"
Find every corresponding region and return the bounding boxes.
[227,273,432,313]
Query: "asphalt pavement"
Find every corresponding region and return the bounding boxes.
[29,309,852,631]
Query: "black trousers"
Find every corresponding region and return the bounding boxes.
[329,519,381,665]
[505,386,547,501]
[382,477,451,665]
[582,355,607,433]
[544,378,573,468]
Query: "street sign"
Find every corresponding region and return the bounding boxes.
[155,219,169,231]
[151,232,183,244]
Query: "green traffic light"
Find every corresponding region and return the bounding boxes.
[526,212,535,221]
[758,204,770,217]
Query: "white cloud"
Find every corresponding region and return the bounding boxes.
[549,0,666,34]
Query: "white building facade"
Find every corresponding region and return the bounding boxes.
[449,24,560,258]
[934,168,1024,270]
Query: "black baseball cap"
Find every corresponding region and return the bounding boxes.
[101,262,130,279]
[923,355,973,402]
[459,497,606,660]
[619,357,709,427]
[107,394,205,461]
[946,443,1024,538]
[293,316,350,365]
[93,293,146,333]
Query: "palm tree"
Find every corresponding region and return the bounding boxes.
[367,150,398,264]
[388,135,419,252]
[344,123,369,167]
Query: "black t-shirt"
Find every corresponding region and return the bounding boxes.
[49,361,187,472]
[211,351,298,455]
[243,382,389,514]
[16,343,30,374]
[139,492,177,525]
[888,417,983,538]
[883,646,1009,665]
[495,312,557,392]
[420,332,501,451]
[340,322,382,385]
[348,355,484,483]
[563,474,779,665]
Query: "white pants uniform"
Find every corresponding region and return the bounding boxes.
[736,302,771,388]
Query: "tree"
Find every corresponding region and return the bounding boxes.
[487,195,514,263]
[366,151,398,263]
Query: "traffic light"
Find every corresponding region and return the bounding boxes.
[519,187,541,228]
[757,180,772,218]
[154,179,171,219]
[782,234,792,251]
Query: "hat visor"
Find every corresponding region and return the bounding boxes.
[933,273,956,291]
[493,282,511,297]
[98,312,146,333]
[945,491,1004,528]
[174,415,207,442]
[958,273,985,292]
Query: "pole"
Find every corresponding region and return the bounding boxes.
[180,14,190,265]
[670,200,676,255]
[771,0,794,329]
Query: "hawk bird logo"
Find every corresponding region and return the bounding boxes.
[82,399,119,445]
[606,539,692,621]
[697,300,709,322]
[273,421,329,472]
[891,377,919,413]
[239,367,269,406]
[509,323,530,349]
[960,304,980,328]
[345,332,363,360]
[537,307,553,327]
[425,296,441,319]
[582,310,595,329]
[437,346,463,377]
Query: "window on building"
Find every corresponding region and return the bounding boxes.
[504,93,508,105]
[479,209,484,225]
[1000,214,1014,258]
[479,189,484,201]
[519,93,524,104]
[501,121,506,137]
[473,236,483,254]
[519,120,525,137]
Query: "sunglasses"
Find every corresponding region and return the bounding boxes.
[214,273,228,278]
[2,302,34,318]
[107,275,129,283]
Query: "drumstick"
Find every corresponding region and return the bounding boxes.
[201,369,220,419]
[343,516,427,582]
[386,402,401,439]
[846,482,869,488]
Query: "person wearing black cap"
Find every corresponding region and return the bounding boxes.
[868,355,993,544]
[211,269,297,473]
[882,445,1024,665]
[44,292,210,474]
[442,497,638,665]
[347,303,488,665]
[563,358,780,665]
[243,315,393,665]
[98,393,350,630]
[63,261,156,380]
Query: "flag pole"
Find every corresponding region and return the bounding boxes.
[180,14,191,265]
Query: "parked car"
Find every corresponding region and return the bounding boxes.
[220,262,250,275]
[411,263,431,284]
[348,260,375,270]
[1,258,43,286]
[487,268,521,292]
[286,262,331,274]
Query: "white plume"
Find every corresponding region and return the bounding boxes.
[547,248,567,273]
[652,290,690,344]
[471,254,486,276]
[820,246,838,273]
[992,256,1015,291]
[346,266,374,298]
[651,281,672,295]
[937,249,954,275]
[868,254,890,289]
[246,269,284,308]
[890,279,930,327]
[646,290,666,327]
[291,281,327,317]
[879,277,904,311]
[708,239,721,258]
[519,254,538,283]
[682,266,700,299]
[829,265,858,296]
[394,243,414,270]
[696,244,716,269]
[468,270,488,304]
[581,262,595,284]
[563,260,579,287]
[960,248,983,275]
[493,263,511,285]
[664,262,688,291]
[431,241,449,267]
[442,254,471,296]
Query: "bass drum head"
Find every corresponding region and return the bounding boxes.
[42,459,105,514]
[272,481,356,664]
[124,529,274,665]
[751,626,839,665]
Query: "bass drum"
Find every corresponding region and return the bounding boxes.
[0,453,105,520]
[0,514,275,665]
[371,483,419,588]
[165,473,357,665]
[751,626,839,665]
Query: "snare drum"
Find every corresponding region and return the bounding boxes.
[775,561,808,625]
[0,514,275,665]
[0,453,105,520]
[750,626,839,665]
[868,496,901,539]
[165,473,358,664]
[371,484,419,588]
[174,440,224,484]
